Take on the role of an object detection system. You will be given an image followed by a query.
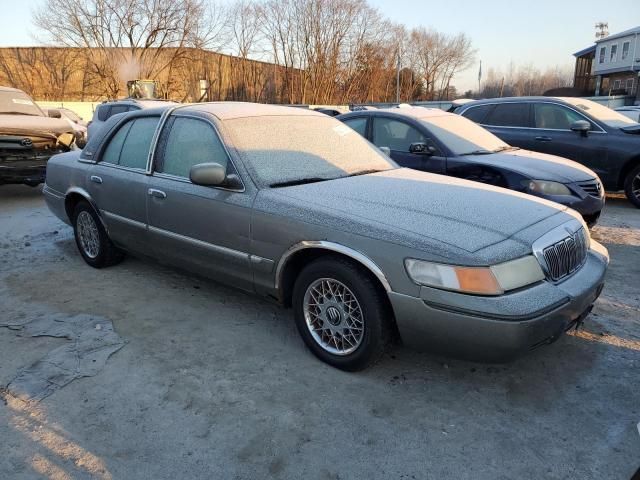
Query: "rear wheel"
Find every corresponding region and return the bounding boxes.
[292,256,391,371]
[72,201,123,268]
[624,164,640,208]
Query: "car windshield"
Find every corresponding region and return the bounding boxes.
[419,114,510,155]
[224,115,396,187]
[562,98,638,128]
[0,90,44,116]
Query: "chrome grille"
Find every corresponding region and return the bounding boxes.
[577,179,602,198]
[542,228,588,281]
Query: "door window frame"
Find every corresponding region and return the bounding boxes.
[371,115,430,153]
[466,101,606,134]
[94,113,164,174]
[150,113,245,192]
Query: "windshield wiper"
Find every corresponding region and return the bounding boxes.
[270,177,329,188]
[347,169,385,177]
[0,111,40,116]
[493,146,519,153]
[460,149,493,156]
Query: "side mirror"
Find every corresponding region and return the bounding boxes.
[47,109,62,119]
[189,162,226,186]
[570,120,590,136]
[409,142,436,155]
[379,146,391,156]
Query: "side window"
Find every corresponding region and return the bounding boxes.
[461,105,493,123]
[118,117,160,169]
[483,103,531,127]
[372,118,425,152]
[344,117,367,137]
[534,104,585,130]
[100,121,133,164]
[108,104,129,118]
[157,117,229,179]
[100,117,159,168]
[96,105,110,122]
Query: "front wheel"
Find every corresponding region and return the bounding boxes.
[72,201,124,268]
[292,257,391,371]
[624,164,640,208]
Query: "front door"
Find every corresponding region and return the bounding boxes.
[530,102,610,182]
[86,115,160,253]
[146,115,253,291]
[371,116,445,174]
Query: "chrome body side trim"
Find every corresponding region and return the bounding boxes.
[147,225,249,260]
[461,100,607,133]
[101,210,147,230]
[274,241,392,293]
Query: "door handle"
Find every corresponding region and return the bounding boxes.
[90,175,103,184]
[148,188,166,199]
[535,136,552,142]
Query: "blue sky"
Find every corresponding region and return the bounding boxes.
[0,0,637,91]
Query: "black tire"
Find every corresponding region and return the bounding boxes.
[72,201,123,268]
[624,164,640,208]
[292,256,391,371]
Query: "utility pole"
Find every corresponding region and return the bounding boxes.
[396,48,401,104]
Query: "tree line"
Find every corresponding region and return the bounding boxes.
[25,0,476,103]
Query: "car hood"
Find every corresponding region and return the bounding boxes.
[467,149,596,182]
[0,114,74,139]
[259,168,573,262]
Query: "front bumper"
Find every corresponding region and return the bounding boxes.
[0,153,56,186]
[390,244,609,362]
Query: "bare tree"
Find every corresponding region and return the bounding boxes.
[33,0,226,98]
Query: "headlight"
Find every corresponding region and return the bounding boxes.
[404,256,545,296]
[523,180,571,196]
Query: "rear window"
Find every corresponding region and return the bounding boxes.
[483,103,531,127]
[109,105,129,117]
[461,104,492,123]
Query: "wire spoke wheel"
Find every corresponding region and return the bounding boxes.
[76,211,100,259]
[632,172,640,200]
[302,278,365,356]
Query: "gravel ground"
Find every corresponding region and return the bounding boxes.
[1,185,639,480]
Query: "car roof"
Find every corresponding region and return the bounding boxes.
[460,96,578,106]
[181,102,326,120]
[99,98,176,108]
[0,85,26,93]
[339,107,455,121]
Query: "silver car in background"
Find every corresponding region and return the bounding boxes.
[43,103,609,370]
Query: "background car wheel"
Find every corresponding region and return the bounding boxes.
[624,164,640,208]
[292,256,391,371]
[72,201,123,268]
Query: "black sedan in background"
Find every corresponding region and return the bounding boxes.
[455,97,640,208]
[338,107,605,226]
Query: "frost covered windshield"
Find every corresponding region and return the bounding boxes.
[562,98,638,128]
[420,113,510,156]
[224,115,396,187]
[0,90,44,116]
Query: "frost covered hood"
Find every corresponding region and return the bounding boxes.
[263,168,571,254]
[473,149,596,182]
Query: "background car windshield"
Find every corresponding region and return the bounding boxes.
[224,115,395,187]
[420,114,508,155]
[562,98,638,128]
[0,90,44,116]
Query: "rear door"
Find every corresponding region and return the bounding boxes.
[477,102,536,151]
[146,114,254,291]
[371,116,445,173]
[87,115,160,253]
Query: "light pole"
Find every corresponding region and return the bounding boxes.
[396,48,401,104]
